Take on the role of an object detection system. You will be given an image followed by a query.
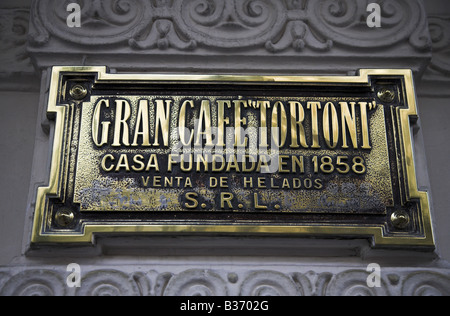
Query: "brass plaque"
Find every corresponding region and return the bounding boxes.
[31,67,434,247]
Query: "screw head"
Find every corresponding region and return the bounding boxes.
[377,88,396,103]
[55,209,75,228]
[391,210,410,229]
[70,84,88,100]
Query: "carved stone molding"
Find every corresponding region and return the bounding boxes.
[0,265,449,296]
[27,0,432,74]
[29,0,431,52]
[3,2,447,91]
[30,0,154,46]
[0,8,38,91]
[428,16,450,75]
[419,15,450,96]
[0,8,33,74]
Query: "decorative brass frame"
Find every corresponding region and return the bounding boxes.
[30,67,435,247]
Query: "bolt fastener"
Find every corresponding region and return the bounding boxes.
[391,210,410,229]
[377,88,396,103]
[70,84,88,100]
[55,209,75,227]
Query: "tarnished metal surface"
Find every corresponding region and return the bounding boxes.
[31,67,434,247]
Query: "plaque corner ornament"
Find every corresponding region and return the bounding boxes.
[30,67,435,249]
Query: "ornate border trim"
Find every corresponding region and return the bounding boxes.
[1,265,449,296]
